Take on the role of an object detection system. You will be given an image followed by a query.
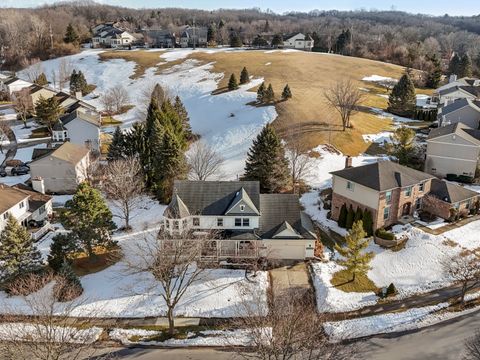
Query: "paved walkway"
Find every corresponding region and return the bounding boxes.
[269,262,313,301]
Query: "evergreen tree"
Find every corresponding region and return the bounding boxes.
[345,204,355,229]
[459,53,473,78]
[160,99,187,150]
[448,53,462,76]
[387,73,416,117]
[69,69,78,93]
[230,33,243,47]
[0,215,42,284]
[141,99,164,189]
[151,83,166,107]
[35,96,64,134]
[338,204,348,228]
[173,95,193,141]
[64,23,79,44]
[242,124,290,193]
[264,83,275,102]
[207,23,217,44]
[107,126,127,162]
[35,73,48,86]
[334,220,375,281]
[124,121,145,157]
[426,54,442,89]
[257,82,266,102]
[55,260,83,302]
[228,74,239,90]
[271,34,282,47]
[62,183,116,260]
[77,71,88,94]
[362,210,374,237]
[48,233,76,273]
[240,67,250,84]
[156,129,187,202]
[354,207,363,223]
[281,84,292,100]
[387,126,417,165]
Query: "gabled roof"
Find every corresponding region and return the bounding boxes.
[224,187,260,215]
[164,194,190,219]
[427,122,480,145]
[12,183,52,213]
[439,98,480,118]
[439,85,480,97]
[429,179,479,204]
[331,161,435,191]
[0,184,30,215]
[170,180,260,216]
[32,148,55,161]
[59,109,101,128]
[272,221,302,239]
[30,142,89,165]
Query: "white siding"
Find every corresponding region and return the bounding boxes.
[332,175,380,210]
[0,197,29,232]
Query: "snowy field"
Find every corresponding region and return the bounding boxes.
[19,49,277,178]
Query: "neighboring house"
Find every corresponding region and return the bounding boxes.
[52,108,102,152]
[144,29,176,48]
[180,26,208,48]
[0,77,33,96]
[24,84,57,108]
[436,85,480,105]
[282,33,314,51]
[425,122,480,178]
[437,98,480,129]
[330,160,478,230]
[436,76,480,94]
[29,142,90,194]
[162,180,317,261]
[0,183,52,240]
[92,23,141,48]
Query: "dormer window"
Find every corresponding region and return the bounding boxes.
[193,217,200,226]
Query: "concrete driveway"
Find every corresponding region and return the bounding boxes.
[269,262,312,299]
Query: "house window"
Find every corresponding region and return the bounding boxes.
[235,218,242,227]
[182,219,188,228]
[415,198,422,210]
[39,205,45,214]
[165,220,170,229]
[217,218,224,227]
[19,201,24,209]
[193,217,200,226]
[2,213,8,220]
[383,206,390,220]
[431,168,436,173]
[346,181,355,191]
[173,221,179,230]
[240,205,245,212]
[405,187,412,197]
[466,200,472,209]
[419,183,424,192]
[385,191,392,204]
[243,218,250,227]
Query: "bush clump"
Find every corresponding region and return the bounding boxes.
[375,228,395,241]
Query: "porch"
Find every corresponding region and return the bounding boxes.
[201,240,263,260]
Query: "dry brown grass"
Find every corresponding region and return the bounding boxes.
[97,50,421,154]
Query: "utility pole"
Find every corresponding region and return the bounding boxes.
[49,24,54,49]
[193,17,196,50]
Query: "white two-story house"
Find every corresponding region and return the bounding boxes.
[282,33,314,51]
[162,180,317,261]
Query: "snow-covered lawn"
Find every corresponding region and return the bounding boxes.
[108,195,166,231]
[443,220,480,251]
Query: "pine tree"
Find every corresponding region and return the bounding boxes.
[0,215,42,284]
[151,83,166,107]
[141,99,164,189]
[35,96,64,133]
[242,124,290,193]
[228,74,239,91]
[264,84,275,103]
[173,96,193,141]
[334,220,375,281]
[387,126,417,165]
[281,84,292,100]
[69,69,78,94]
[426,54,442,89]
[156,129,187,202]
[230,33,243,47]
[55,260,83,302]
[362,210,374,237]
[354,207,363,223]
[207,23,217,44]
[271,34,282,47]
[64,23,79,44]
[448,53,462,76]
[160,99,187,150]
[345,205,355,229]
[387,73,416,117]
[62,183,116,260]
[35,73,48,86]
[240,67,250,84]
[338,204,348,228]
[257,82,266,103]
[107,126,127,162]
[77,71,88,94]
[48,233,76,273]
[459,53,473,78]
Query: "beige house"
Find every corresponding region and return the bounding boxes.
[437,98,480,129]
[162,180,317,261]
[425,122,480,178]
[330,160,478,229]
[29,142,90,194]
[283,33,314,50]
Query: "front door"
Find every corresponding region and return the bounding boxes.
[402,202,412,216]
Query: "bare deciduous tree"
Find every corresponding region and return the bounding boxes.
[22,58,43,83]
[285,136,315,194]
[187,141,225,181]
[123,230,215,336]
[324,79,364,131]
[465,331,480,360]
[12,88,33,128]
[101,86,129,115]
[0,120,10,154]
[58,58,73,90]
[443,251,480,307]
[0,273,111,360]
[102,157,145,230]
[232,291,355,360]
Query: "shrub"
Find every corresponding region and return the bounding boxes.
[375,228,395,240]
[345,204,355,229]
[54,261,83,302]
[419,211,436,222]
[458,175,474,184]
[338,204,347,228]
[362,209,374,236]
[386,282,397,297]
[446,174,458,181]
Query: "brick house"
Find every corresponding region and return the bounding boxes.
[330,160,479,229]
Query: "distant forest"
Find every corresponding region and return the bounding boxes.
[1,0,480,75]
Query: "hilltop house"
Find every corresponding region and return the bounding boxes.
[437,98,480,129]
[0,183,52,240]
[29,142,90,194]
[180,26,208,48]
[330,160,479,229]
[144,29,176,48]
[92,23,141,48]
[282,33,314,51]
[162,180,317,261]
[425,122,480,178]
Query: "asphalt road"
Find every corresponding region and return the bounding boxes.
[106,309,480,360]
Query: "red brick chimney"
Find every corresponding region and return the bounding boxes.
[345,156,353,168]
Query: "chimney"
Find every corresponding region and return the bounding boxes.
[75,91,82,99]
[32,177,45,194]
[345,156,353,169]
[449,74,457,83]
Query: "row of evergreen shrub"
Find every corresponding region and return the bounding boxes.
[337,204,373,236]
[413,108,437,121]
[446,173,474,184]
